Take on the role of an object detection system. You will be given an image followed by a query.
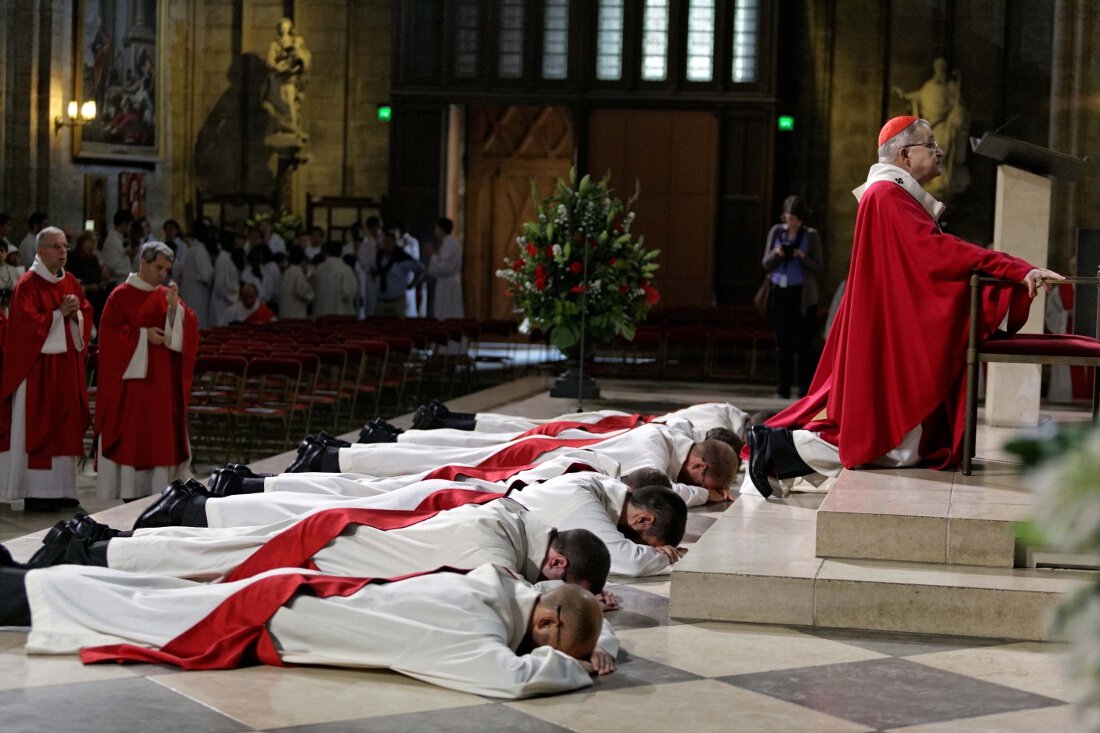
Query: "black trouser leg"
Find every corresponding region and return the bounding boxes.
[769,286,803,398]
[442,415,477,431]
[320,448,342,473]
[0,567,31,625]
[181,496,209,528]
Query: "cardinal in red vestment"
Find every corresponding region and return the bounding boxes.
[0,228,92,508]
[744,116,1063,497]
[95,241,199,501]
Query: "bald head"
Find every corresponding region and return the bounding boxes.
[531,584,602,661]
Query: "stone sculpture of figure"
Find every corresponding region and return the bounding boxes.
[261,17,312,143]
[893,58,970,199]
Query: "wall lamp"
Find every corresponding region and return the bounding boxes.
[55,100,97,135]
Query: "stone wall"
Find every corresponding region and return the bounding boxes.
[0,0,391,242]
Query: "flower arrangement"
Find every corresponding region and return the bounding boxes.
[247,209,304,243]
[496,169,660,351]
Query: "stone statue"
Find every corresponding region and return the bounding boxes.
[893,58,971,199]
[261,17,311,144]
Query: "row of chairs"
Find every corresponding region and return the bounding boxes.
[586,325,780,381]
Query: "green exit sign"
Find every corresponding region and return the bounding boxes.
[377,105,392,122]
[777,115,795,132]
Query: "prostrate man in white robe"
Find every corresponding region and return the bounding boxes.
[28,496,610,591]
[291,422,739,505]
[399,399,748,443]
[130,469,688,577]
[0,562,604,699]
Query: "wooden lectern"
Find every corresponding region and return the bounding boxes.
[970,132,1087,427]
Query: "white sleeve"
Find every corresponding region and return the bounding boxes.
[41,311,68,353]
[122,328,150,380]
[597,617,619,657]
[670,481,709,508]
[163,306,185,353]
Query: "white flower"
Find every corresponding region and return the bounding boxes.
[552,244,562,257]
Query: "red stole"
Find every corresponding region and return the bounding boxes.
[763,182,1034,469]
[0,269,92,466]
[81,567,470,670]
[514,413,647,439]
[94,284,200,469]
[225,488,506,582]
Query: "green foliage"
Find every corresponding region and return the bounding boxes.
[247,209,304,242]
[496,171,661,350]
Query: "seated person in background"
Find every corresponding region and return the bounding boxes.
[220,282,276,326]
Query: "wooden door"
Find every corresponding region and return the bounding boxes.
[464,106,574,321]
[586,109,719,309]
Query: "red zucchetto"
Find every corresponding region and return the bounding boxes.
[878,116,919,146]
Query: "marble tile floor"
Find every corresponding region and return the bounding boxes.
[0,379,1088,732]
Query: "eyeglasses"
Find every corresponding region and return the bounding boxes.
[902,140,941,152]
[554,603,563,649]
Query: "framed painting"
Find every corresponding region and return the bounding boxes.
[82,174,108,236]
[119,172,147,219]
[73,0,166,163]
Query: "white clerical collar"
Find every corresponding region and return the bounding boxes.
[125,272,157,292]
[30,255,64,283]
[852,163,946,222]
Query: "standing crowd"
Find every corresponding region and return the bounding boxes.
[0,209,465,511]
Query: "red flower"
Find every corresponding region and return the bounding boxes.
[570,284,587,294]
[545,246,554,258]
[642,283,660,305]
[512,258,525,271]
[570,261,583,275]
[609,257,617,266]
[535,264,548,291]
[525,243,538,257]
[615,223,624,234]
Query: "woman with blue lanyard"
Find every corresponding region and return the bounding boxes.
[762,195,824,399]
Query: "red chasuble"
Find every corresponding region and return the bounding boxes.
[765,182,1034,470]
[94,283,200,470]
[0,270,92,467]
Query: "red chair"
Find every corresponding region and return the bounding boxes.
[963,273,1100,474]
[237,357,304,460]
[188,354,248,464]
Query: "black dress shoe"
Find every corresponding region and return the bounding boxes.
[358,424,398,444]
[27,521,76,568]
[207,468,245,497]
[133,481,195,530]
[221,464,267,479]
[286,438,326,473]
[746,425,774,499]
[412,405,444,430]
[316,431,351,448]
[368,418,403,437]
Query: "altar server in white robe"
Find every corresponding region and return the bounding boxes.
[184,472,686,577]
[3,563,602,699]
[303,423,737,504]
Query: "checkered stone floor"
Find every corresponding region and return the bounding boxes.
[0,381,1081,732]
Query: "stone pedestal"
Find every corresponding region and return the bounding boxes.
[985,165,1050,427]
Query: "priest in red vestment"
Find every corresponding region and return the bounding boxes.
[95,242,199,500]
[219,282,276,326]
[0,227,92,510]
[745,116,1062,497]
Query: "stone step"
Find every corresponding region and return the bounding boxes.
[670,491,1093,641]
[814,464,1036,568]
